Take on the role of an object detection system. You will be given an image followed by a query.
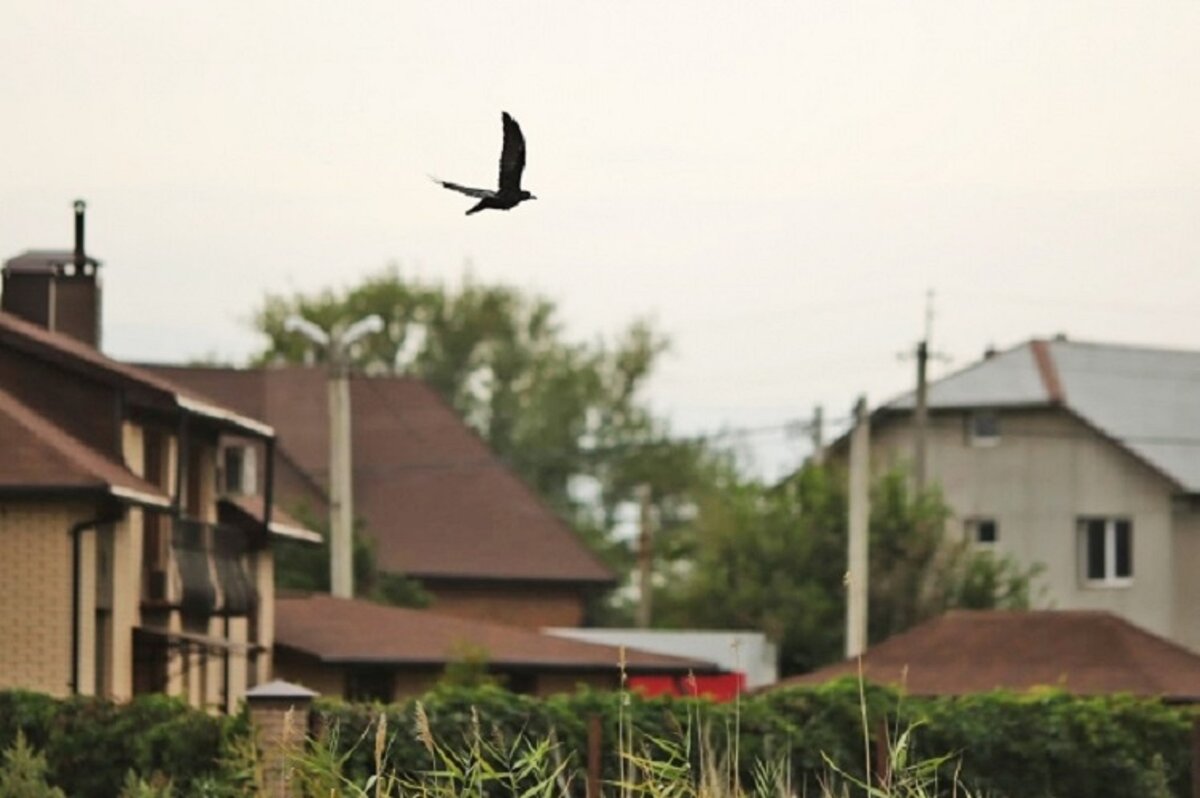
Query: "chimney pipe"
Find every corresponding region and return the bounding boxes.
[73,199,86,268]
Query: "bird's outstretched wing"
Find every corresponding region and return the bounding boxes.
[430,176,495,199]
[498,112,526,193]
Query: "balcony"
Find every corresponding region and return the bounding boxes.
[165,519,258,617]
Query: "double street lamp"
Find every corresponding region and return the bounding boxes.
[284,315,384,599]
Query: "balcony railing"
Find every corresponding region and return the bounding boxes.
[170,519,258,617]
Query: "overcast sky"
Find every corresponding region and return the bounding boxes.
[3,2,1199,478]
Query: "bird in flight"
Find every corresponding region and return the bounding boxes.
[432,112,537,215]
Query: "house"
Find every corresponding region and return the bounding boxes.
[840,337,1200,653]
[274,593,717,701]
[144,365,618,628]
[772,610,1200,702]
[0,204,315,711]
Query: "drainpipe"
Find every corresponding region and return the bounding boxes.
[70,507,122,695]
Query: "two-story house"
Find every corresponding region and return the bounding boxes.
[0,204,315,711]
[854,336,1200,652]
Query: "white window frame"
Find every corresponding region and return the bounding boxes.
[1077,517,1132,588]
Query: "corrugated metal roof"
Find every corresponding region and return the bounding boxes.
[886,342,1049,410]
[883,338,1200,492]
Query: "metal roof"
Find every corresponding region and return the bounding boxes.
[883,338,1200,492]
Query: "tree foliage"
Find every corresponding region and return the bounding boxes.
[655,464,1043,675]
[251,266,672,526]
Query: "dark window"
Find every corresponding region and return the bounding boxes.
[1115,520,1132,578]
[968,411,1000,445]
[1086,521,1106,580]
[346,667,394,703]
[221,445,257,496]
[1079,517,1133,586]
[505,672,537,695]
[965,518,998,546]
[224,448,244,494]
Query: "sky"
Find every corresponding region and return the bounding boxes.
[3,2,1199,479]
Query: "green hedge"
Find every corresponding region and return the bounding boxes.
[0,681,1193,797]
[315,680,1194,798]
[0,691,247,797]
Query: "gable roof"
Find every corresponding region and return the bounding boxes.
[773,610,1200,701]
[882,337,1200,492]
[0,386,169,507]
[145,365,615,585]
[0,311,272,439]
[276,594,715,673]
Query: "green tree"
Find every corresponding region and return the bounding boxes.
[0,730,66,798]
[655,463,1042,675]
[251,266,690,577]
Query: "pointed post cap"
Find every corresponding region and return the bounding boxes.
[245,679,318,700]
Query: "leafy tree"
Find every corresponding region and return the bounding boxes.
[251,266,694,579]
[655,463,1043,675]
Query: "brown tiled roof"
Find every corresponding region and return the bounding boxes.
[773,610,1200,701]
[219,495,322,544]
[276,594,715,673]
[0,387,169,507]
[146,365,615,585]
[0,311,272,438]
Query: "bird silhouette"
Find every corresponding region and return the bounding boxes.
[432,112,537,215]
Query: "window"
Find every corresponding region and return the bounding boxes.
[346,667,394,703]
[222,445,257,496]
[965,517,998,547]
[1078,518,1132,586]
[967,411,1000,447]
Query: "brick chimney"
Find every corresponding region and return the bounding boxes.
[1,199,103,347]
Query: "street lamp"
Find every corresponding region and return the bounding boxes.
[284,314,383,599]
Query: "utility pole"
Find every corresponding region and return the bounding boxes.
[810,404,825,466]
[285,314,383,599]
[914,338,929,493]
[635,483,654,628]
[905,290,944,494]
[845,395,870,658]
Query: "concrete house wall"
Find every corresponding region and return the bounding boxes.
[869,406,1197,650]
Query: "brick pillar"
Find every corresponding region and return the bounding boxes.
[246,680,317,798]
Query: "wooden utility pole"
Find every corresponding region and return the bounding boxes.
[909,290,940,494]
[635,483,654,628]
[913,339,929,493]
[810,404,825,465]
[846,395,870,658]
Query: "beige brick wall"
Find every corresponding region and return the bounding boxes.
[0,500,95,696]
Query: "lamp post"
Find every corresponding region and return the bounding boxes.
[284,315,383,599]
